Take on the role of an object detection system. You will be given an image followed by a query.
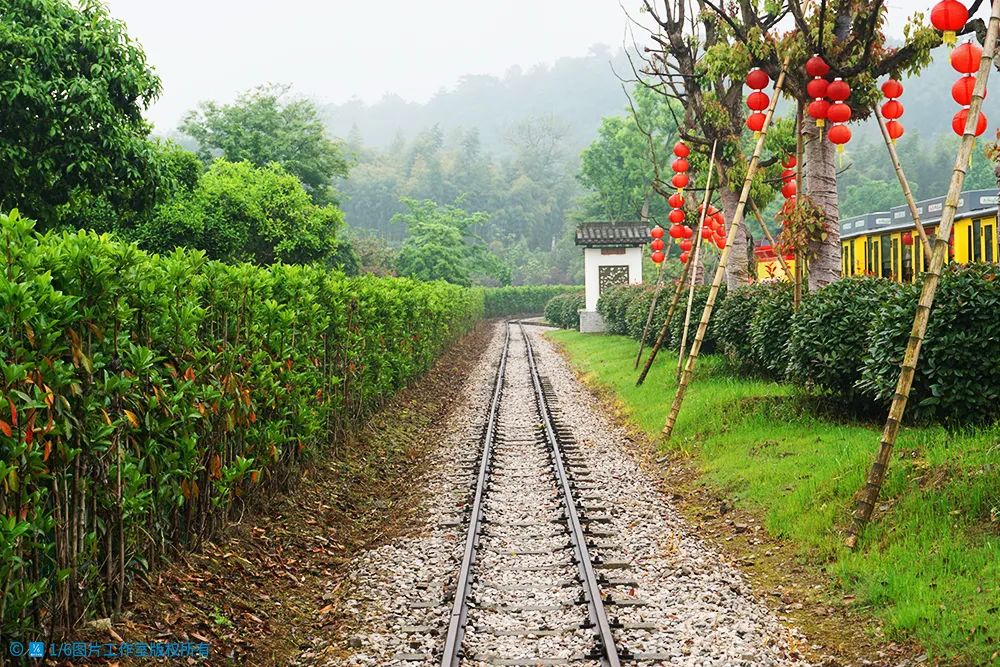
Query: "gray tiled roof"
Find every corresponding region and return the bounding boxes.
[575,222,649,247]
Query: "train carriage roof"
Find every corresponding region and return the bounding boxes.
[839,188,999,240]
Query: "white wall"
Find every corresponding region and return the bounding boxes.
[583,246,643,311]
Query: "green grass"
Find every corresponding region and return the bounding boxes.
[548,329,1000,664]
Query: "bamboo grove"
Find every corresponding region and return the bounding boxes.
[0,210,484,639]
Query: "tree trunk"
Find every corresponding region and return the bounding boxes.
[994,152,1000,188]
[803,121,842,290]
[719,185,749,289]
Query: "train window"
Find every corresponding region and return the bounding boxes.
[849,241,856,275]
[973,219,983,263]
[881,235,892,279]
[901,241,913,282]
[986,224,995,263]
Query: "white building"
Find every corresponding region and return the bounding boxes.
[574,222,646,333]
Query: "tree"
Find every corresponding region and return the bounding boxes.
[393,198,509,286]
[135,160,347,267]
[0,0,162,222]
[180,85,349,204]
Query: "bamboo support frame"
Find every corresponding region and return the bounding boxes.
[635,257,692,386]
[793,105,805,309]
[876,113,934,260]
[677,141,719,383]
[845,5,1000,549]
[750,201,791,277]
[662,59,789,438]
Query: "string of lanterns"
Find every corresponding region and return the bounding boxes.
[881,79,905,142]
[745,68,771,137]
[668,141,694,264]
[950,41,987,137]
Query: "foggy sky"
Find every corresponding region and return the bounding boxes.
[103,0,946,133]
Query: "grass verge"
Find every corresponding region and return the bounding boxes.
[548,329,999,665]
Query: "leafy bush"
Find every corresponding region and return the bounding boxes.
[484,285,581,318]
[667,283,725,354]
[544,293,585,329]
[597,282,725,352]
[0,210,482,640]
[787,277,902,397]
[713,283,765,369]
[859,264,1000,423]
[597,284,639,336]
[748,282,794,379]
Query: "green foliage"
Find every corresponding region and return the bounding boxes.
[181,85,348,204]
[483,286,581,318]
[596,285,636,336]
[748,282,794,379]
[544,293,586,329]
[135,160,346,266]
[597,283,725,352]
[787,277,903,399]
[860,264,1000,424]
[712,283,769,372]
[0,209,482,639]
[0,0,162,221]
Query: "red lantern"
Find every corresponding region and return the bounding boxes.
[672,158,690,173]
[651,238,665,251]
[782,155,797,169]
[746,68,770,90]
[713,212,725,228]
[827,78,851,102]
[747,91,770,111]
[673,141,690,157]
[808,99,830,127]
[679,251,690,264]
[805,54,830,77]
[668,193,685,208]
[931,0,969,46]
[714,236,726,250]
[652,250,666,264]
[650,226,665,239]
[669,224,685,239]
[781,168,795,183]
[701,227,714,240]
[881,79,904,99]
[806,78,829,99]
[672,173,689,189]
[881,99,904,119]
[952,108,987,136]
[746,112,766,132]
[682,225,694,239]
[669,208,686,224]
[951,42,982,74]
[781,181,797,198]
[679,239,693,252]
[886,120,905,140]
[828,124,852,152]
[951,76,977,105]
[827,102,852,123]
[902,232,914,246]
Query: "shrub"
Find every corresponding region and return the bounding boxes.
[485,285,580,318]
[787,277,902,398]
[544,292,585,329]
[668,283,725,355]
[0,210,483,640]
[597,282,725,352]
[597,284,638,336]
[859,264,1000,424]
[748,282,794,379]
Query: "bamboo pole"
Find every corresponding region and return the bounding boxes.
[749,201,792,278]
[662,58,789,438]
[677,141,719,383]
[635,262,665,368]
[635,256,692,386]
[876,113,934,260]
[846,8,1000,549]
[793,104,804,309]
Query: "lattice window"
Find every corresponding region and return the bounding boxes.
[598,265,630,295]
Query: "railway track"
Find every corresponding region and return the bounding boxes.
[439,321,622,666]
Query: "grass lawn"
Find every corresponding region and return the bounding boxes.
[548,329,1000,664]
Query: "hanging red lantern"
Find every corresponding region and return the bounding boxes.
[951,41,982,74]
[652,250,666,264]
[679,251,690,264]
[781,181,797,198]
[808,99,830,127]
[669,223,685,239]
[886,120,905,140]
[782,155,797,169]
[651,238,665,251]
[747,91,770,111]
[902,232,914,246]
[951,76,977,105]
[881,79,904,99]
[746,112,766,132]
[701,227,714,240]
[714,236,726,250]
[679,239,693,252]
[881,99,904,119]
[806,78,829,99]
[827,102,852,123]
[827,78,851,102]
[781,168,795,183]
[669,208,686,224]
[931,0,969,46]
[673,141,690,157]
[650,226,665,239]
[668,193,685,208]
[672,158,690,173]
[682,225,694,239]
[746,68,770,90]
[828,124,852,152]
[672,173,689,189]
[805,54,830,77]
[952,108,988,136]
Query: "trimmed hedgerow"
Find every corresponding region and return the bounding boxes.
[597,284,636,336]
[666,284,725,353]
[748,282,794,379]
[544,292,585,329]
[859,263,1000,424]
[713,282,772,373]
[0,210,483,640]
[483,285,580,318]
[596,283,725,352]
[787,277,902,398]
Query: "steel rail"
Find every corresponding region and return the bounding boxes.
[440,323,510,667]
[519,322,621,667]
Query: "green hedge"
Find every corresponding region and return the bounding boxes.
[0,210,483,640]
[544,292,585,329]
[748,282,794,379]
[483,285,580,318]
[597,283,724,352]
